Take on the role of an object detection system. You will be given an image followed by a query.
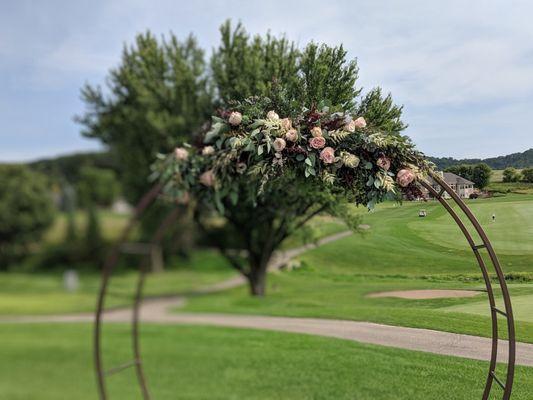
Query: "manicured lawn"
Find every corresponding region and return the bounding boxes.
[441,293,533,323]
[0,251,235,315]
[182,194,533,342]
[410,197,533,256]
[1,323,531,400]
[0,215,346,316]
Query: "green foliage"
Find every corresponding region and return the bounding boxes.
[445,163,492,189]
[85,202,103,264]
[63,185,77,241]
[356,88,407,133]
[154,98,428,295]
[77,32,212,202]
[429,148,533,170]
[29,151,119,184]
[502,167,521,183]
[0,165,55,268]
[77,166,120,207]
[212,21,360,115]
[522,167,533,183]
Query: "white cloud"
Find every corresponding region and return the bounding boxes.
[1,0,532,160]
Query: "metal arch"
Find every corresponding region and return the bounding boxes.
[94,172,516,400]
[419,172,515,400]
[94,183,181,400]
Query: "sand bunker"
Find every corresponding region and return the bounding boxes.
[367,289,483,300]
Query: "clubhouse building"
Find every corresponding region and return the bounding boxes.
[423,172,476,199]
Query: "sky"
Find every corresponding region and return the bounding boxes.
[1,0,532,162]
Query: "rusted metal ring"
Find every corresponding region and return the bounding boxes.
[94,172,516,399]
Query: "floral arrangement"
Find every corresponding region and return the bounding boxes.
[152,98,431,211]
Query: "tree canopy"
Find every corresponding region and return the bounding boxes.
[78,32,212,202]
[0,165,55,269]
[80,21,426,295]
[445,163,492,189]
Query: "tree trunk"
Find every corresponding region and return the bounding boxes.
[247,255,269,296]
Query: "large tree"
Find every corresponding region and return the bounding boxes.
[77,32,212,203]
[152,24,425,295]
[445,163,492,189]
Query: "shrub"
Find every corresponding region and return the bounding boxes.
[502,167,520,182]
[0,165,55,268]
[522,167,533,183]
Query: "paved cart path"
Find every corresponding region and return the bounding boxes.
[2,229,533,367]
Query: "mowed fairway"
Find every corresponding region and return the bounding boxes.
[410,196,533,256]
[2,194,532,399]
[1,323,533,400]
[183,194,533,342]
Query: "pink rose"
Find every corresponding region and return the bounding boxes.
[280,118,292,131]
[354,117,367,129]
[396,168,416,187]
[199,170,216,187]
[228,111,242,126]
[376,156,391,171]
[309,136,326,149]
[319,147,335,164]
[285,128,298,142]
[272,137,286,152]
[174,147,188,161]
[311,126,322,137]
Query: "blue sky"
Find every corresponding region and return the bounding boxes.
[1,0,532,162]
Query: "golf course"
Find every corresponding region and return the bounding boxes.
[1,192,532,399]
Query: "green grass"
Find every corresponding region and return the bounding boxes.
[441,293,533,323]
[44,210,130,244]
[1,323,531,400]
[487,181,533,195]
[182,194,533,342]
[0,251,235,315]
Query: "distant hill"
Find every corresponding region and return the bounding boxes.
[429,148,533,170]
[28,151,119,183]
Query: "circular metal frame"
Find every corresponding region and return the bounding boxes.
[94,172,516,399]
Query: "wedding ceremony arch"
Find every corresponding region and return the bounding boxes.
[93,170,516,400]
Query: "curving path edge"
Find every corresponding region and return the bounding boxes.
[2,230,533,367]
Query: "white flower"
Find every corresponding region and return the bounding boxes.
[174,147,188,161]
[202,146,215,156]
[345,120,356,133]
[311,126,322,137]
[272,137,286,152]
[266,110,280,121]
[228,111,242,126]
